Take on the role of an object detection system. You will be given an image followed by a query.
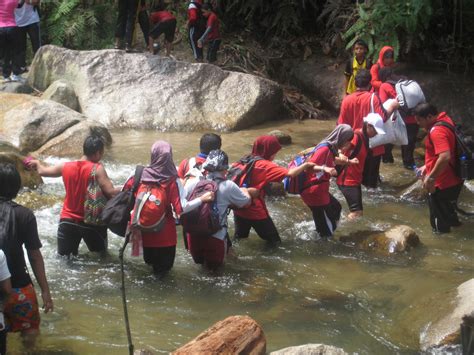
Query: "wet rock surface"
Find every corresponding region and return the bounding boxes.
[42,79,81,112]
[270,343,348,355]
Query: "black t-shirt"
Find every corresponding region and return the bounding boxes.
[6,203,42,288]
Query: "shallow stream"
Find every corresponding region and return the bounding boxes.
[9,119,474,354]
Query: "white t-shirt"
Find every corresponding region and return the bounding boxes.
[0,250,10,282]
[15,3,40,27]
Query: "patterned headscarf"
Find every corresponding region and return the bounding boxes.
[202,149,229,172]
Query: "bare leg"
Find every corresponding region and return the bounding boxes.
[21,328,39,349]
[148,36,154,54]
[348,210,363,220]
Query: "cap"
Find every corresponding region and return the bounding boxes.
[363,113,386,135]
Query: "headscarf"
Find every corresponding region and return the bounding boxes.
[202,149,229,172]
[321,124,354,152]
[141,140,178,184]
[377,46,394,68]
[251,136,282,160]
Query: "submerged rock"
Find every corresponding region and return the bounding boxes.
[173,315,266,354]
[270,343,348,355]
[339,225,421,255]
[399,180,428,203]
[0,93,111,157]
[421,278,474,351]
[42,79,81,112]
[268,130,292,145]
[28,45,284,131]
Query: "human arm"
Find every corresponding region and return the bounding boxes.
[370,65,382,90]
[286,162,316,178]
[176,179,215,216]
[96,164,120,199]
[423,151,451,193]
[198,26,212,47]
[27,159,64,178]
[0,251,12,300]
[27,249,53,313]
[344,60,352,94]
[229,183,252,208]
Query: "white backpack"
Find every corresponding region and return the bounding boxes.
[395,80,425,115]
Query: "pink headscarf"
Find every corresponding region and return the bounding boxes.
[141,141,178,184]
[251,136,282,160]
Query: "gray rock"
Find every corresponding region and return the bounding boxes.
[28,45,284,131]
[421,278,474,351]
[268,130,292,145]
[399,180,427,203]
[42,79,80,112]
[270,343,347,355]
[0,81,33,94]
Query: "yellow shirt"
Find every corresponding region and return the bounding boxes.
[345,57,368,94]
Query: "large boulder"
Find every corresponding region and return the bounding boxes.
[42,79,81,112]
[339,225,421,255]
[421,278,474,351]
[0,93,111,157]
[28,45,284,131]
[173,315,266,354]
[270,344,348,355]
[0,149,42,189]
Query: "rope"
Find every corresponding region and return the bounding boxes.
[119,233,134,355]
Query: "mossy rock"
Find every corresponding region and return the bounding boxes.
[0,152,43,189]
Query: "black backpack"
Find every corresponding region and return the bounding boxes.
[100,166,144,237]
[429,122,474,180]
[227,155,264,187]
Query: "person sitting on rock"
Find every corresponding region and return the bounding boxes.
[337,114,385,220]
[413,103,463,234]
[148,3,177,57]
[197,3,221,63]
[183,149,253,270]
[0,163,53,349]
[27,135,119,257]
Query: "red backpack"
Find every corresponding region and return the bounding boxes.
[131,183,168,233]
[227,155,263,187]
[180,179,221,236]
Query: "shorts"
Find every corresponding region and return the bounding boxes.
[187,233,228,269]
[4,284,40,332]
[58,219,108,256]
[150,19,176,43]
[338,185,363,212]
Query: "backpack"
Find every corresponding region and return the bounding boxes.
[180,178,221,236]
[183,157,204,182]
[227,155,264,187]
[395,80,426,117]
[131,182,169,233]
[283,143,329,194]
[429,121,474,180]
[84,164,108,226]
[100,166,144,237]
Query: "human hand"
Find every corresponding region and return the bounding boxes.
[422,176,435,193]
[24,158,38,170]
[305,162,316,171]
[42,291,53,313]
[349,158,359,165]
[200,191,215,203]
[197,40,203,48]
[324,167,338,176]
[246,187,260,198]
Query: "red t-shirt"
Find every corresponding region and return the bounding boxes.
[336,130,368,186]
[61,161,97,221]
[177,156,206,179]
[233,159,288,220]
[425,112,462,190]
[124,178,183,248]
[300,145,335,207]
[150,11,175,24]
[187,3,200,25]
[206,13,220,40]
[338,90,385,156]
[379,82,417,125]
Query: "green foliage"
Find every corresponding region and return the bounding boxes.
[41,0,117,50]
[342,0,434,61]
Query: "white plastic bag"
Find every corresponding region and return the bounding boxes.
[368,96,408,148]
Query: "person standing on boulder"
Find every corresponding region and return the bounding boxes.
[197,3,221,63]
[0,0,23,82]
[187,0,205,61]
[413,103,463,233]
[148,3,177,57]
[27,135,119,257]
[15,0,41,73]
[0,163,53,349]
[115,0,143,52]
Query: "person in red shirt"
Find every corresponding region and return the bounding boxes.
[197,3,221,63]
[148,4,177,57]
[123,141,213,275]
[187,0,205,61]
[232,136,322,244]
[370,45,395,92]
[29,135,119,257]
[337,115,385,219]
[378,67,420,168]
[338,69,398,188]
[414,103,463,233]
[301,125,354,238]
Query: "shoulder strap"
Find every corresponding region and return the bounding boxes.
[131,165,145,193]
[370,93,375,113]
[349,132,364,159]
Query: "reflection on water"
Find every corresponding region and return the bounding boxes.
[9,120,473,354]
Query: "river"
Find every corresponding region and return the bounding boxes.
[8,119,474,354]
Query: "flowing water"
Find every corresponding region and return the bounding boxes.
[8,119,474,354]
